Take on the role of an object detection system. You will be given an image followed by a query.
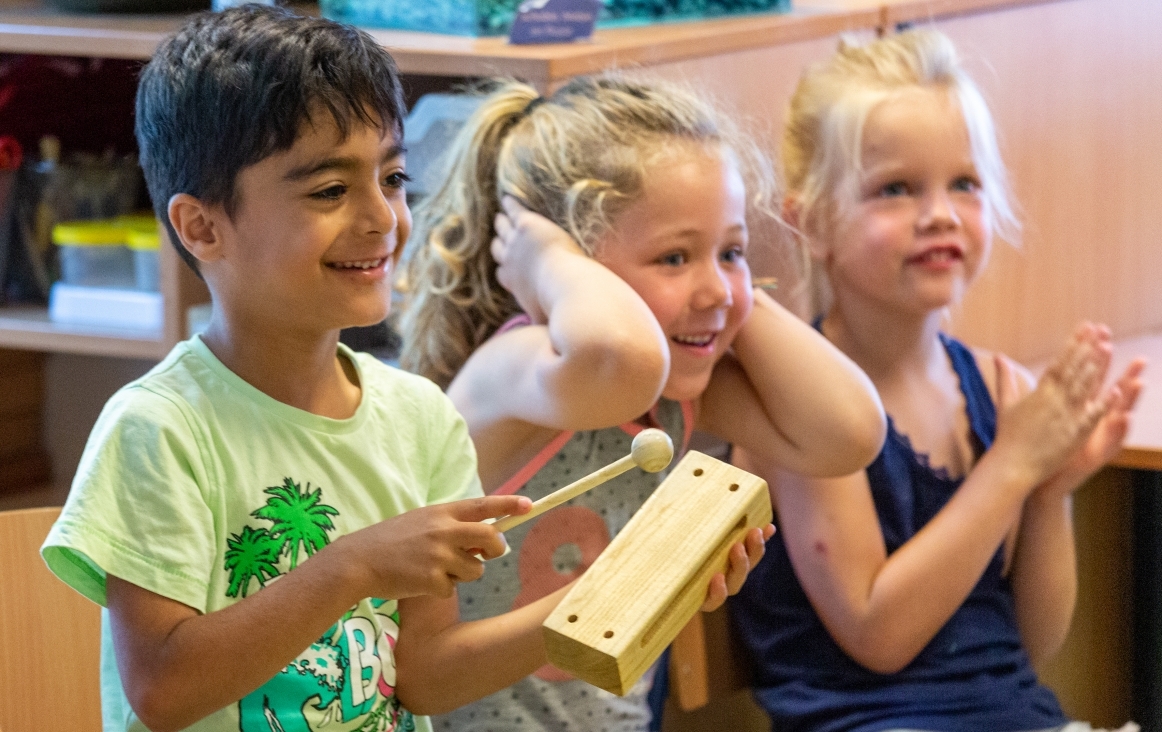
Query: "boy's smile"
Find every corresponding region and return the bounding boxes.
[202,112,411,337]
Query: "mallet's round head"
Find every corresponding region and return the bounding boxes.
[630,428,674,473]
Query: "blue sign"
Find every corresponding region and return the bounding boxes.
[509,0,602,44]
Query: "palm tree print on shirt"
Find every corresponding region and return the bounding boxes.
[254,478,341,570]
[224,525,281,598]
[224,477,341,598]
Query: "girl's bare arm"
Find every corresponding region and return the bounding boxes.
[1010,357,1145,664]
[448,199,669,471]
[700,289,885,477]
[749,325,1117,673]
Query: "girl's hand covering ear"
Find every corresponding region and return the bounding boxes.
[492,196,587,324]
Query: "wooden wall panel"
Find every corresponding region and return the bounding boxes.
[939,0,1162,363]
[631,32,877,318]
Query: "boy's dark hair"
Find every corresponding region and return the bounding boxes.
[136,4,407,273]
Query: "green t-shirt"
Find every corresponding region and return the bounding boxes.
[42,336,481,732]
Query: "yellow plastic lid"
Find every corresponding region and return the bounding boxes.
[116,214,160,233]
[52,221,128,247]
[127,229,161,251]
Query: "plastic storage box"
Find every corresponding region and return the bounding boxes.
[53,220,135,289]
[321,0,791,36]
[118,215,162,291]
[127,228,160,291]
[403,93,487,198]
[49,283,163,331]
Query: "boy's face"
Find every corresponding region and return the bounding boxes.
[206,111,410,336]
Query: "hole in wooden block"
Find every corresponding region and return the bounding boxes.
[568,614,578,623]
[729,483,739,492]
[693,468,704,476]
[604,630,615,638]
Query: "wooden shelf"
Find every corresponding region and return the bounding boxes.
[0,0,1062,76]
[0,5,881,83]
[0,229,208,359]
[0,305,166,359]
[878,0,1061,25]
[795,0,1061,25]
[364,7,880,85]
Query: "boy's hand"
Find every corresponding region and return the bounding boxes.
[492,196,587,324]
[992,322,1116,488]
[700,524,775,612]
[337,495,531,601]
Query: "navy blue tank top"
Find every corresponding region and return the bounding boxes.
[729,333,1067,732]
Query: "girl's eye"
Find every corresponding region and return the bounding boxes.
[312,184,347,201]
[658,252,686,267]
[878,181,909,197]
[721,246,745,264]
[384,171,412,190]
[952,176,980,193]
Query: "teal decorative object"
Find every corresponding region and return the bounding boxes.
[320,0,792,37]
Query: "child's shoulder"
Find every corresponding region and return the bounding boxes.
[346,348,468,435]
[349,349,451,407]
[100,338,213,419]
[962,341,1036,403]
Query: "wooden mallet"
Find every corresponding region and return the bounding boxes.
[491,428,674,534]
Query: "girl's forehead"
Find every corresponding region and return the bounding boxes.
[644,139,732,171]
[861,91,970,162]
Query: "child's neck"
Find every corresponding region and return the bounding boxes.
[200,313,362,420]
[822,301,947,390]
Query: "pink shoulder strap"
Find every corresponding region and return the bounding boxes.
[492,399,695,496]
[494,313,532,336]
[492,429,576,496]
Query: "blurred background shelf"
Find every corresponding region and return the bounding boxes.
[0,305,165,358]
[0,3,877,83]
[0,228,208,359]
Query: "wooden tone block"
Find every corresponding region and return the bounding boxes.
[543,451,771,696]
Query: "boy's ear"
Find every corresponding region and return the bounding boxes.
[168,193,224,264]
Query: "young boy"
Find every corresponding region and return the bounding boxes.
[39,7,567,731]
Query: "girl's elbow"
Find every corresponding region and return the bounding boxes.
[571,337,669,418]
[829,622,922,675]
[828,404,887,476]
[850,416,888,472]
[844,640,918,676]
[605,329,669,388]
